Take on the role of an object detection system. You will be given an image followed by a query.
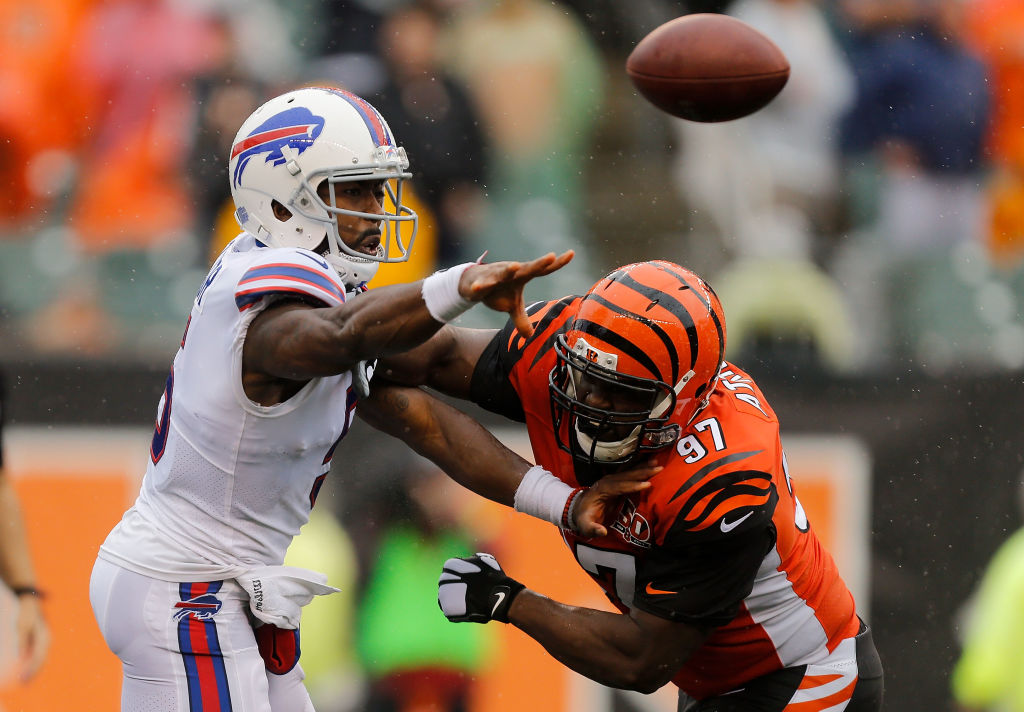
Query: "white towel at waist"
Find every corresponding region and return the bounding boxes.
[235,565,341,629]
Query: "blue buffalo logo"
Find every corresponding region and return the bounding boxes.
[231,107,326,187]
[172,593,223,621]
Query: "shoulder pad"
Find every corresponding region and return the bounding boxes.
[234,248,346,312]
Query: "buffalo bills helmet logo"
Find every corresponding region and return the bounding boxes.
[231,107,326,187]
[173,593,223,621]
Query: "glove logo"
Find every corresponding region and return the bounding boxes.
[490,590,506,617]
[438,554,523,624]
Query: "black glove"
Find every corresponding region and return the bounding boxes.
[438,553,525,624]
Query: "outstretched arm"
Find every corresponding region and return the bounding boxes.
[246,251,572,382]
[508,591,707,693]
[437,553,708,693]
[358,383,657,526]
[357,382,527,505]
[375,325,497,399]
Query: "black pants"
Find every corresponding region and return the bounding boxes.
[678,621,884,711]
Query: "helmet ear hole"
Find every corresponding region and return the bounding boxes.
[311,237,330,256]
[271,200,293,221]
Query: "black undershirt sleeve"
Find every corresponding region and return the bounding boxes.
[468,322,526,423]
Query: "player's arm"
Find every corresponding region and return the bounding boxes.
[357,381,526,504]
[379,296,570,414]
[437,552,710,693]
[439,520,775,691]
[375,324,497,399]
[377,293,578,402]
[508,593,708,692]
[245,251,571,382]
[0,467,49,681]
[0,376,49,682]
[358,383,658,524]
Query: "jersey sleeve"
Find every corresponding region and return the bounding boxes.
[234,249,347,312]
[468,296,579,422]
[469,317,529,422]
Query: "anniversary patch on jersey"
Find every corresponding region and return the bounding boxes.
[610,498,653,548]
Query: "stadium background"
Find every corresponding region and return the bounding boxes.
[2,0,1023,710]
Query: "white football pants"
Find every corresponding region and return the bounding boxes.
[90,557,314,712]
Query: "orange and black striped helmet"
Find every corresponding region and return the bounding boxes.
[549,261,727,465]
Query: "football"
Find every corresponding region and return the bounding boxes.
[626,13,790,123]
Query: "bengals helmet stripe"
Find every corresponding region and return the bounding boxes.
[607,273,702,373]
[651,262,727,361]
[571,318,664,380]
[584,294,684,383]
[527,296,577,344]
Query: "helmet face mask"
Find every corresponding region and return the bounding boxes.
[548,261,727,469]
[550,334,681,465]
[291,168,417,278]
[228,87,418,287]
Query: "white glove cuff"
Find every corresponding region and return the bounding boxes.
[421,262,475,323]
[513,465,574,527]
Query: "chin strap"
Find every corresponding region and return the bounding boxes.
[325,251,378,288]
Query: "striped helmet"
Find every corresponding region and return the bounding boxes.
[549,261,727,464]
[228,86,417,287]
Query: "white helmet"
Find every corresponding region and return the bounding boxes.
[228,86,418,287]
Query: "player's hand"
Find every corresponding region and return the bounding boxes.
[438,553,525,624]
[15,595,49,681]
[459,251,574,338]
[572,461,662,538]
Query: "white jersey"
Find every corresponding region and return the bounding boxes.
[100,234,358,581]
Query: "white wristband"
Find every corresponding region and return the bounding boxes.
[421,262,475,323]
[514,465,574,527]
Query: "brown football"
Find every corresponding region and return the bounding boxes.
[626,13,790,123]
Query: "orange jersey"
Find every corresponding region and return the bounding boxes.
[470,299,861,699]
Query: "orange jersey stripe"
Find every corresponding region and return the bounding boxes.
[798,673,844,690]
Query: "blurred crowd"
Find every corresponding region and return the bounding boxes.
[1,0,1023,372]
